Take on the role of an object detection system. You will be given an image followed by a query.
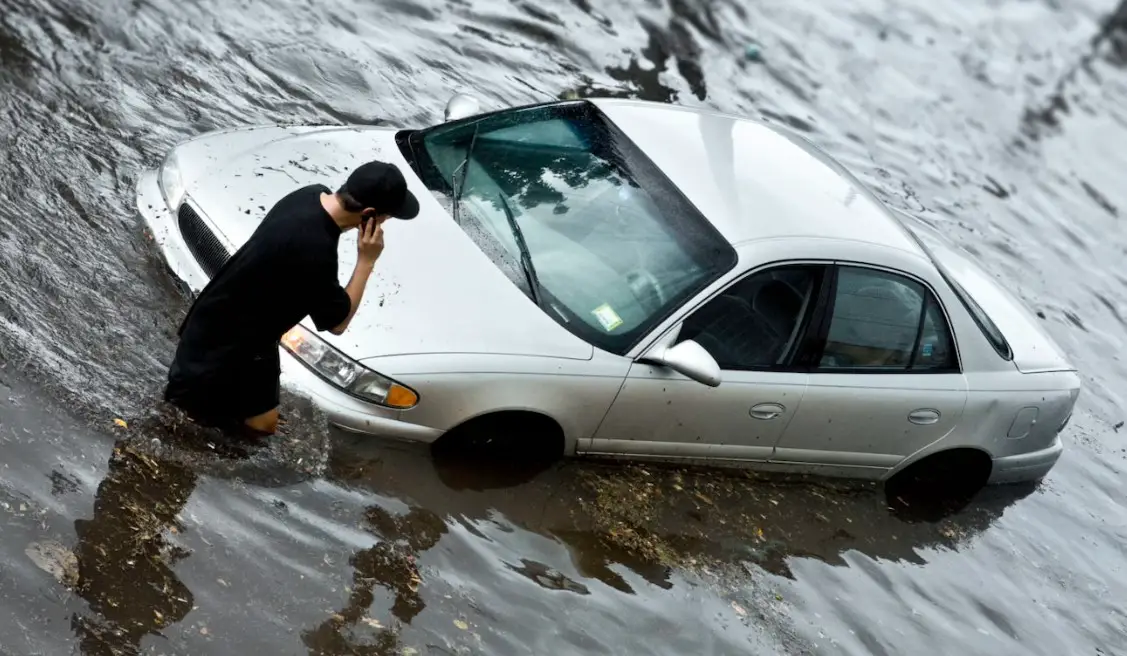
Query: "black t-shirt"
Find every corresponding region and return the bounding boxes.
[169,184,352,382]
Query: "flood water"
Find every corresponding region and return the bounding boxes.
[1,0,1126,654]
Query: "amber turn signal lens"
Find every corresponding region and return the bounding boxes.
[386,384,419,409]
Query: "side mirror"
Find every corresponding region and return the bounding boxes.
[640,339,722,387]
[444,93,482,122]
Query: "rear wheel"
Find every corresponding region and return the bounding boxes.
[884,449,993,522]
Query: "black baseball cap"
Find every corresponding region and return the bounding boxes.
[343,160,420,220]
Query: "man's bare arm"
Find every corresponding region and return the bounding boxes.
[330,259,375,335]
[330,219,385,335]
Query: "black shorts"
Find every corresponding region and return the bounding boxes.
[164,352,280,428]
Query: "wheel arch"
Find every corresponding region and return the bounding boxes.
[884,446,994,491]
[431,407,575,456]
[884,444,994,481]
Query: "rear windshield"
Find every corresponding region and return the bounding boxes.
[897,216,1014,361]
[938,269,1013,361]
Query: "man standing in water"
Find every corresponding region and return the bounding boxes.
[164,161,419,437]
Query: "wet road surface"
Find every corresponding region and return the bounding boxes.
[1,0,1127,654]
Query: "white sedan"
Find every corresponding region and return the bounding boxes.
[135,94,1080,492]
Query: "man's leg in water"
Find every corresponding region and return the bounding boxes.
[228,351,283,438]
[167,362,280,439]
[244,408,279,435]
[238,368,282,437]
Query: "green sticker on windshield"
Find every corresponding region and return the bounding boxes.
[592,303,624,332]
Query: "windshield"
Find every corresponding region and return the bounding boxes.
[403,100,737,354]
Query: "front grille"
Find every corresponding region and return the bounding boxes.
[177,202,230,278]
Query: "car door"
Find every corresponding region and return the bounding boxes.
[589,263,829,462]
[773,263,968,473]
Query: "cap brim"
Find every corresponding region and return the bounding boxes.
[390,189,420,220]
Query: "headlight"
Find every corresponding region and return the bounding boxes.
[281,324,419,409]
[158,153,186,209]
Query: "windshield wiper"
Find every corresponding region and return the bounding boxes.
[495,193,543,309]
[449,124,479,226]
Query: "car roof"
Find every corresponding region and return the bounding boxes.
[588,98,926,258]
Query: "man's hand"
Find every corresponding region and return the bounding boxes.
[331,220,384,335]
[358,218,385,264]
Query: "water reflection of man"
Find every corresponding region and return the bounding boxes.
[301,505,447,654]
[70,442,197,655]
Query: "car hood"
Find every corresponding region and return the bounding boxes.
[174,124,595,362]
[897,212,1075,374]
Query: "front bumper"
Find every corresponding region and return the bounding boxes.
[987,435,1064,484]
[136,168,212,295]
[135,170,443,444]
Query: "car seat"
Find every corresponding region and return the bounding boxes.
[680,295,775,368]
[752,280,806,363]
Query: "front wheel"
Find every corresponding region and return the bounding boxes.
[431,412,565,463]
[430,412,566,491]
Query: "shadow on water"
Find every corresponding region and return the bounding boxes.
[301,504,447,654]
[17,385,341,655]
[315,435,1037,619]
[17,404,1040,655]
[69,441,197,656]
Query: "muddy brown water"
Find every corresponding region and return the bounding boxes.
[1,0,1126,654]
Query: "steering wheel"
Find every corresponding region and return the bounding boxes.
[625,269,667,312]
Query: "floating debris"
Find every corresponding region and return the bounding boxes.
[25,540,79,587]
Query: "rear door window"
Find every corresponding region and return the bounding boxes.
[818,266,957,372]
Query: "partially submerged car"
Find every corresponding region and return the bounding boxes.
[136,94,1080,492]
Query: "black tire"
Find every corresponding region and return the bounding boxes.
[884,449,993,522]
[431,412,565,464]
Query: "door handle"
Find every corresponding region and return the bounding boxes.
[908,409,941,425]
[750,403,785,420]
